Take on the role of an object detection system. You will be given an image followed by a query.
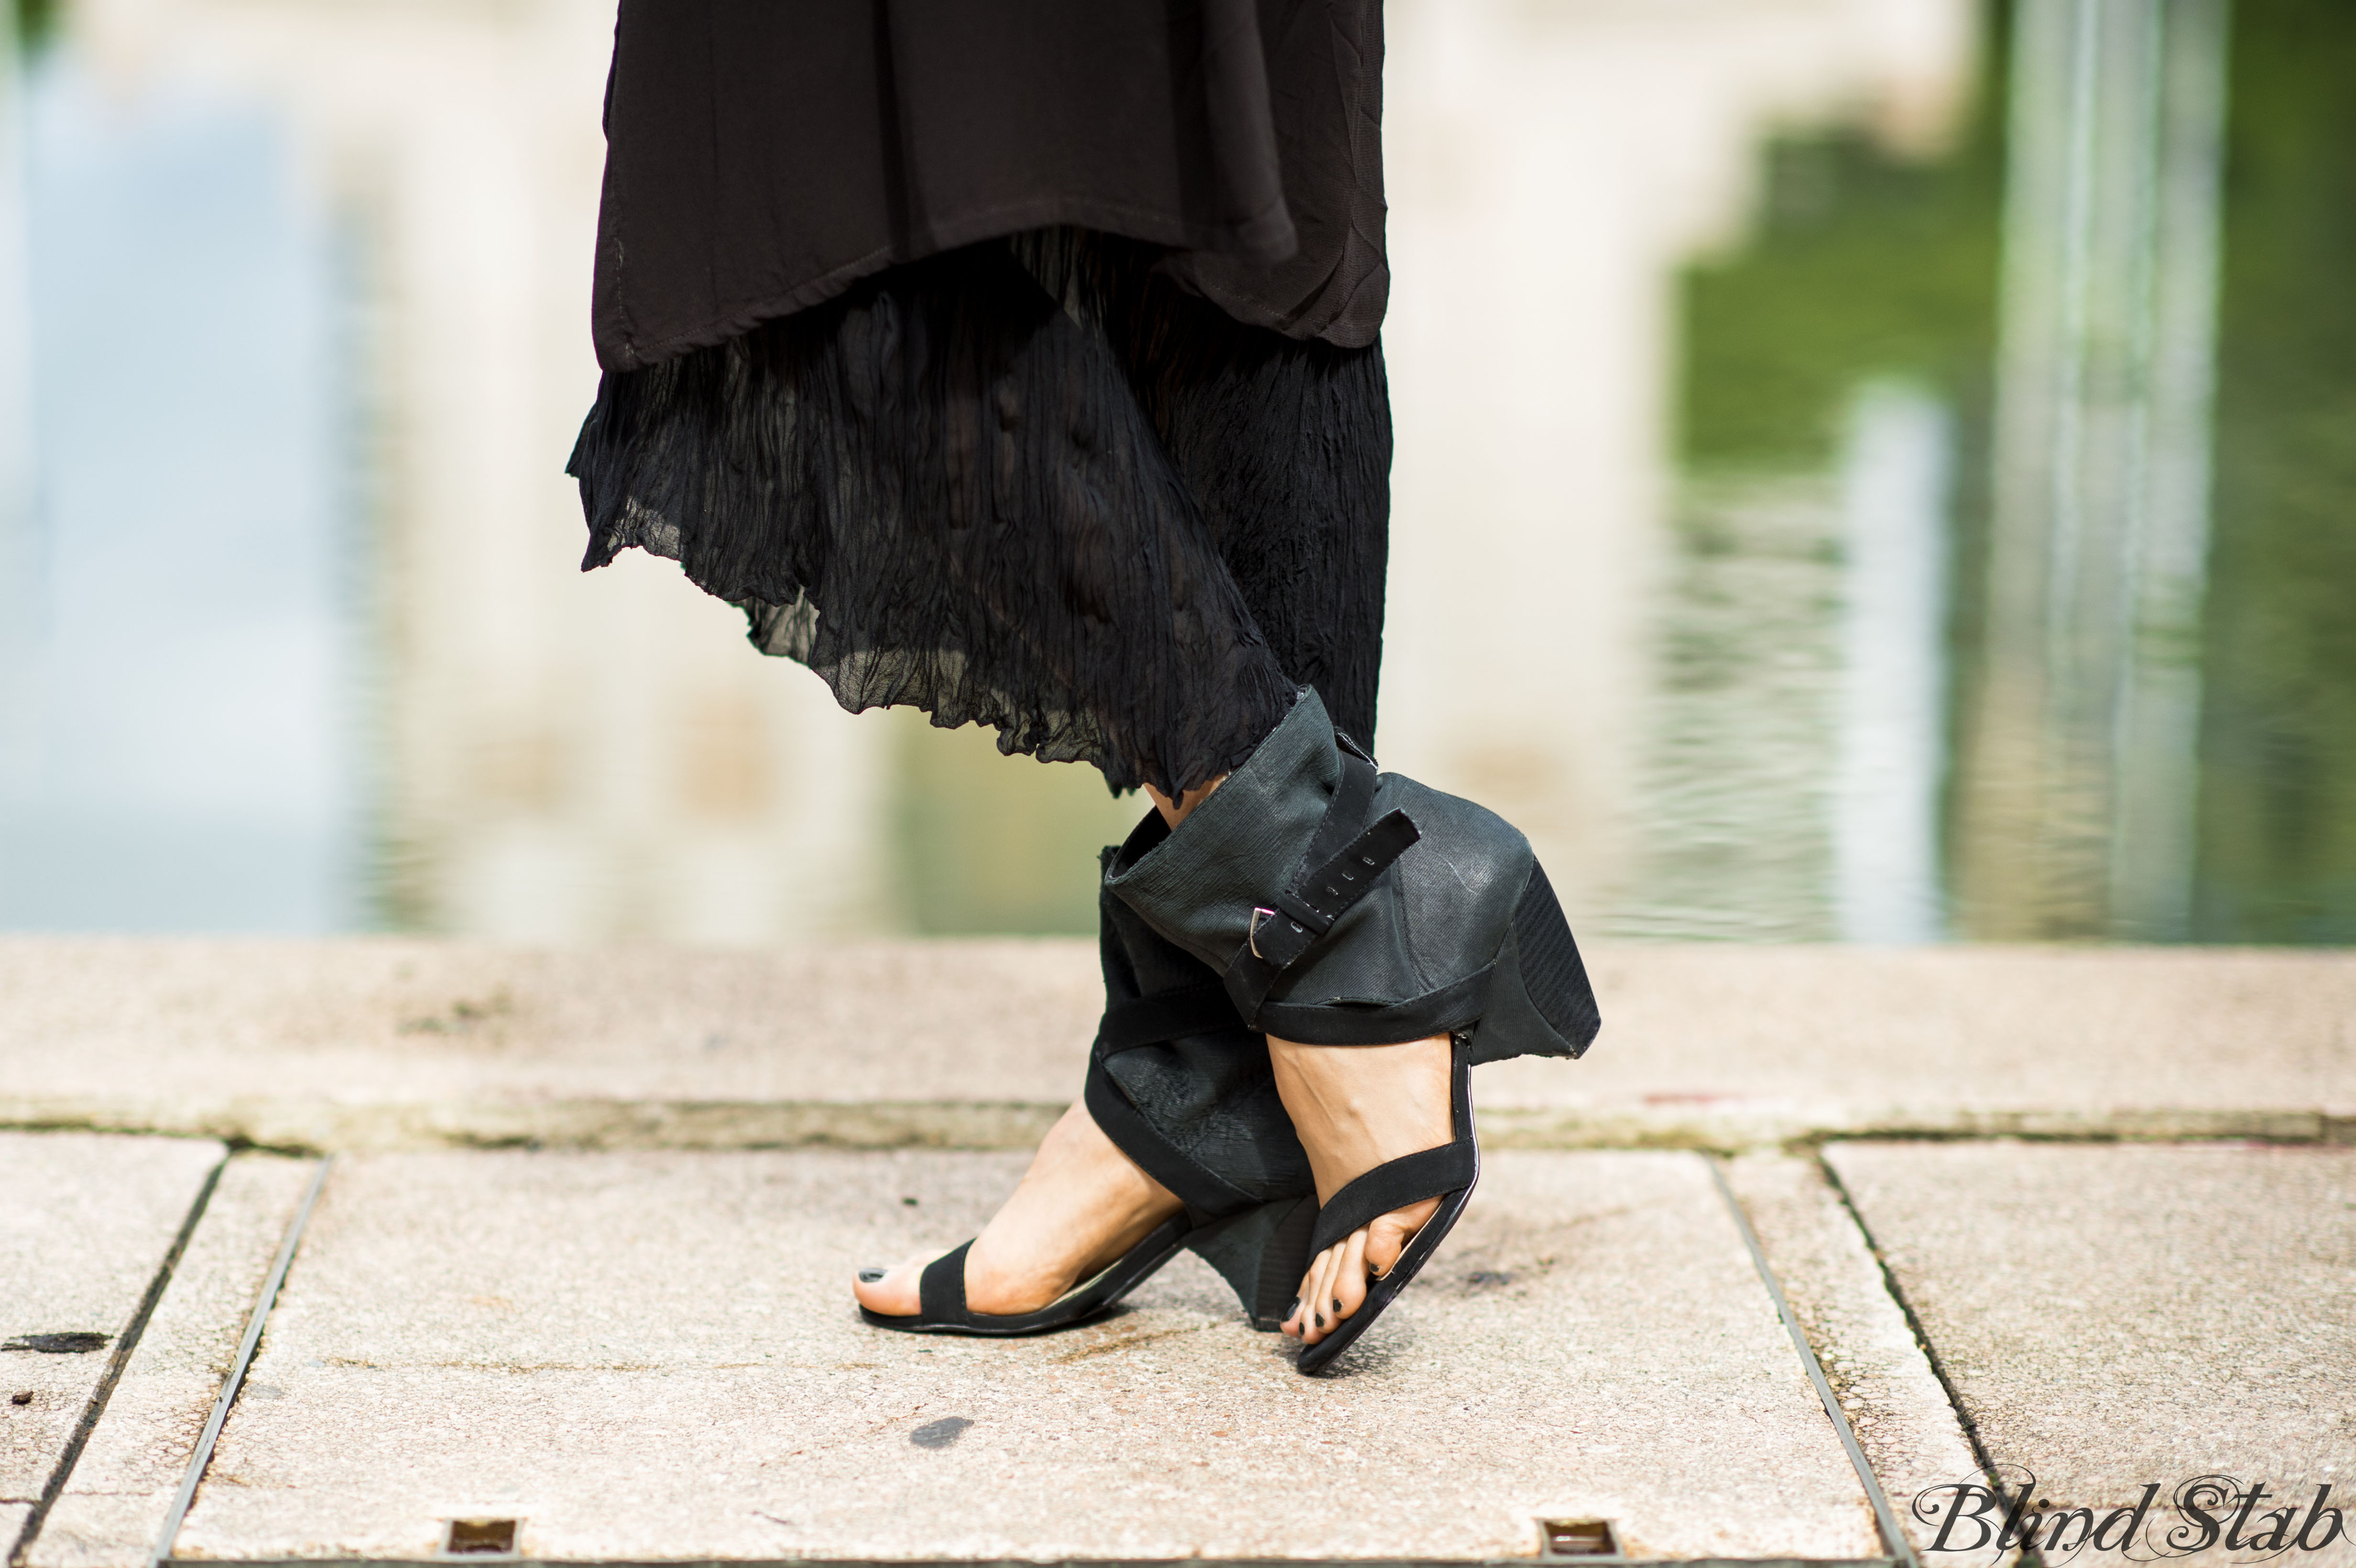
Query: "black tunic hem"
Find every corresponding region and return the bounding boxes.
[597,191,1295,375]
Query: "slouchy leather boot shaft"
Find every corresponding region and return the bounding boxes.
[1088,860,1312,1218]
[1104,690,1600,1062]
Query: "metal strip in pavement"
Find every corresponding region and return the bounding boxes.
[7,1155,227,1568]
[150,1157,333,1568]
[1709,1159,1917,1568]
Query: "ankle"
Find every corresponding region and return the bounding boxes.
[1144,773,1228,830]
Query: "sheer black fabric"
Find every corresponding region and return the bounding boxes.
[569,229,1389,797]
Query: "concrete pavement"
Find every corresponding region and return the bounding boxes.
[4,938,2353,1565]
[1826,1143,2356,1565]
[2,1134,222,1556]
[2,939,2351,1152]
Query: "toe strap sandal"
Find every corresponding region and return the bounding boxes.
[857,1213,1196,1336]
[1294,1034,1479,1376]
[860,867,1324,1342]
[1097,688,1602,1373]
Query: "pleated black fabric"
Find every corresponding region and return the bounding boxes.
[568,229,1389,798]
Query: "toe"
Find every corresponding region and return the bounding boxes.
[1363,1196,1443,1279]
[1290,1196,1445,1343]
[1331,1228,1373,1320]
[851,1253,930,1317]
[1292,1246,1335,1343]
[1303,1240,1357,1344]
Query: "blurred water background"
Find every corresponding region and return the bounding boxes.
[0,0,2348,946]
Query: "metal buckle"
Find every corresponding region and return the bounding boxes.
[1248,907,1277,959]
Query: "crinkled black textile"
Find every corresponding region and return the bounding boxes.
[568,229,1389,798]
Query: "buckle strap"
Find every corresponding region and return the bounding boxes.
[1092,982,1246,1057]
[1304,749,1381,871]
[1222,750,1421,1024]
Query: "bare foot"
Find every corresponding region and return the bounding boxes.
[1267,1034,1453,1346]
[853,1100,1183,1318]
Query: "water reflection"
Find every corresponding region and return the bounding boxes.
[2194,0,2356,944]
[1960,0,2228,943]
[1640,86,2001,942]
[1645,0,2356,946]
[0,36,358,932]
[2,0,2351,945]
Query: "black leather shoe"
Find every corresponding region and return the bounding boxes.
[1098,689,1601,1373]
[1103,688,1600,1062]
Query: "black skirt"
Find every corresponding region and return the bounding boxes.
[568,229,1389,798]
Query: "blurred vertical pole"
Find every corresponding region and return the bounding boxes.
[1960,0,2229,940]
[2111,0,2228,940]
[0,5,37,802]
[1834,382,1952,945]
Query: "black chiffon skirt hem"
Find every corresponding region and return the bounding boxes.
[567,228,1390,798]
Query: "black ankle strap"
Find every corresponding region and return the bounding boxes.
[918,1242,972,1324]
[1222,751,1420,1024]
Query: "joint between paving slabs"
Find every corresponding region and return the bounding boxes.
[8,1157,228,1568]
[8,1107,2350,1162]
[1709,1161,1920,1568]
[1810,1148,2044,1566]
[0,1121,325,1160]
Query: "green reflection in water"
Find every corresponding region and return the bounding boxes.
[1680,123,2004,478]
[2197,0,2356,944]
[1661,17,2005,942]
[1676,0,2356,945]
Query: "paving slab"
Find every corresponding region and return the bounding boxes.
[1723,1154,2007,1568]
[27,1154,320,1568]
[2,939,2352,1152]
[1827,1143,2356,1564]
[173,1149,1881,1563]
[0,1134,224,1541]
